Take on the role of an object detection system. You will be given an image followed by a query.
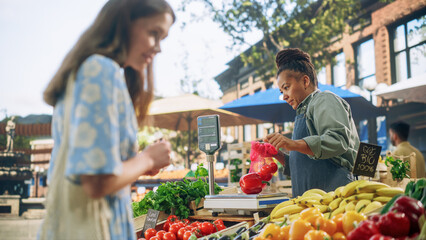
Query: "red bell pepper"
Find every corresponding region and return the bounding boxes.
[377,211,410,238]
[368,234,394,240]
[239,173,263,194]
[390,196,424,235]
[347,220,379,240]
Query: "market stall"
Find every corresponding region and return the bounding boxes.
[132,115,426,240]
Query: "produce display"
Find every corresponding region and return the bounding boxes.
[140,215,227,240]
[132,165,222,219]
[270,180,404,223]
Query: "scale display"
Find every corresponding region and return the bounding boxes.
[197,115,221,155]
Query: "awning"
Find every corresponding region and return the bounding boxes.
[375,73,426,104]
[220,83,384,123]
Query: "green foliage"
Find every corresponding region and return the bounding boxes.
[179,0,394,80]
[132,168,222,219]
[385,156,411,181]
[184,163,209,178]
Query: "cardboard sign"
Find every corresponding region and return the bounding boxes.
[352,142,382,178]
[142,209,160,238]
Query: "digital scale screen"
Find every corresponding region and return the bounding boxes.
[197,115,221,155]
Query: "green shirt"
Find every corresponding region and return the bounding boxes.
[297,89,360,171]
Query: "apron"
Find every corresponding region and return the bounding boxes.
[289,112,354,197]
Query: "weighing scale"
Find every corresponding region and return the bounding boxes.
[197,115,290,216]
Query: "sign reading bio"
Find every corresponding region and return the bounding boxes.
[352,142,382,178]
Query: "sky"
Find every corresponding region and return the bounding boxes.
[0,0,261,119]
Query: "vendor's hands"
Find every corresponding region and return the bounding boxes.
[264,133,296,151]
[140,140,172,175]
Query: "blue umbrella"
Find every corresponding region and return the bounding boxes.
[220,83,385,123]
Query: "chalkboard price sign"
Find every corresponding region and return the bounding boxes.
[141,209,160,238]
[352,142,382,178]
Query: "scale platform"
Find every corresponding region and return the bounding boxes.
[204,193,290,216]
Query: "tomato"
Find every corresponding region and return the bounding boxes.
[182,231,192,240]
[181,219,190,225]
[156,230,167,240]
[200,222,215,236]
[259,171,273,181]
[163,232,177,240]
[150,237,160,240]
[144,228,157,240]
[169,223,181,236]
[260,164,273,175]
[190,221,201,228]
[177,222,185,229]
[177,227,186,240]
[163,222,170,232]
[213,219,224,226]
[269,162,278,173]
[167,215,179,223]
[215,223,226,232]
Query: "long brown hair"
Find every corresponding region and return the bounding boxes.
[43,0,175,124]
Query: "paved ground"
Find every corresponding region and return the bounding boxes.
[0,217,43,240]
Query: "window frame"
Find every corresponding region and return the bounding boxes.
[388,10,426,84]
[353,36,376,87]
[331,50,346,87]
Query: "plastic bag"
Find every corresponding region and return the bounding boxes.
[249,141,279,182]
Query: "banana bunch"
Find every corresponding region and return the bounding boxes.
[270,181,402,222]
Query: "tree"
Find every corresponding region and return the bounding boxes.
[179,0,392,79]
[137,126,201,168]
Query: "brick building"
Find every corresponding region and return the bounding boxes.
[215,0,426,157]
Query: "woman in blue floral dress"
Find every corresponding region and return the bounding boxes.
[39,0,175,239]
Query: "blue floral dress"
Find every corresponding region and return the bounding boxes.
[48,54,138,240]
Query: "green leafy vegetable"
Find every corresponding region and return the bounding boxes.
[132,164,222,219]
[385,156,410,181]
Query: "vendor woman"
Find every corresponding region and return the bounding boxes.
[264,48,359,197]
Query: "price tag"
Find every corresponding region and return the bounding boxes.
[352,142,382,178]
[142,209,160,238]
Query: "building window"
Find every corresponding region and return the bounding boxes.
[391,14,426,83]
[332,51,346,87]
[354,38,376,88]
[254,88,262,93]
[265,82,273,89]
[243,125,251,142]
[240,78,249,89]
[317,67,326,85]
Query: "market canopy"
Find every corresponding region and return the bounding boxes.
[375,74,426,104]
[149,94,264,168]
[220,83,385,123]
[149,94,264,131]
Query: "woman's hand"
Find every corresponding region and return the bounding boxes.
[264,133,313,156]
[264,133,296,151]
[140,141,172,175]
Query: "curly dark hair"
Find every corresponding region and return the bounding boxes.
[275,48,317,87]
